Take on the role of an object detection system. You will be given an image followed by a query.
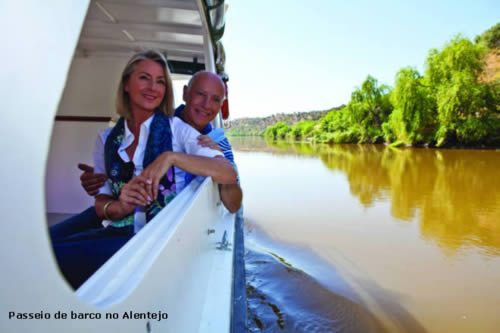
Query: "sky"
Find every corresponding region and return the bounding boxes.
[220,0,499,120]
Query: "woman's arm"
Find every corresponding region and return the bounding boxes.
[141,152,237,200]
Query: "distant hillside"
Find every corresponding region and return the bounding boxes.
[482,49,500,82]
[226,106,344,136]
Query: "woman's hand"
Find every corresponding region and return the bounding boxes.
[118,175,152,215]
[197,135,222,152]
[141,152,174,200]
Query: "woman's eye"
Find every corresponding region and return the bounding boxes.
[157,80,165,86]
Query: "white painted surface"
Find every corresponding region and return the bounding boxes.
[45,121,108,213]
[0,0,93,331]
[57,56,128,118]
[197,210,236,333]
[46,55,126,214]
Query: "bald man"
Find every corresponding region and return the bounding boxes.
[175,71,242,213]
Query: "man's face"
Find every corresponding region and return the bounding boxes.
[183,73,225,131]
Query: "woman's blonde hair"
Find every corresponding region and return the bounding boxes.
[115,50,174,118]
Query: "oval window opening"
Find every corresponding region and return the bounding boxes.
[44,1,209,292]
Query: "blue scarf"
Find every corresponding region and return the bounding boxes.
[104,110,177,227]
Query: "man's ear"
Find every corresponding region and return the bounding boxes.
[183,85,188,102]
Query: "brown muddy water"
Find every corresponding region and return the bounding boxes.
[231,136,500,333]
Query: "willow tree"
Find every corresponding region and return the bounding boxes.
[264,121,291,139]
[384,67,436,144]
[289,120,315,139]
[344,75,393,143]
[318,107,350,137]
[425,35,497,145]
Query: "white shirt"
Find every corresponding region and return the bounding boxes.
[94,115,222,230]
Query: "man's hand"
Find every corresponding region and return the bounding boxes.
[78,163,107,196]
[197,135,222,152]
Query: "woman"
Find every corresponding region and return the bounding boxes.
[52,50,237,289]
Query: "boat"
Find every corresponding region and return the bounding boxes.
[0,0,246,332]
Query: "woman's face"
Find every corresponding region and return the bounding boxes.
[125,58,166,113]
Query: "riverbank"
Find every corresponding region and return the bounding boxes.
[229,135,500,150]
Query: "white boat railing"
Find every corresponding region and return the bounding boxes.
[74,176,236,332]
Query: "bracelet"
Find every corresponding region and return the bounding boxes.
[103,200,114,221]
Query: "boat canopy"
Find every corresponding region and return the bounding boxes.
[76,0,227,76]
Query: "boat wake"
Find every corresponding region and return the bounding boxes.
[244,219,385,333]
[245,248,385,332]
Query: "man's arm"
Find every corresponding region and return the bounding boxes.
[219,183,242,213]
[201,133,242,213]
[141,152,237,200]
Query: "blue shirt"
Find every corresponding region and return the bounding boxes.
[175,105,236,186]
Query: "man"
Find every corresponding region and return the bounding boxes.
[174,71,242,213]
[50,71,242,240]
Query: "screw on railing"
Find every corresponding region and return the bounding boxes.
[216,230,232,251]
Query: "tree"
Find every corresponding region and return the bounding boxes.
[289,120,315,139]
[475,22,500,49]
[343,76,393,143]
[385,67,436,144]
[264,121,291,139]
[426,35,497,145]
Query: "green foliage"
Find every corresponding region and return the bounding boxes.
[426,35,486,88]
[264,121,291,139]
[313,76,392,144]
[319,107,349,133]
[385,67,437,144]
[226,109,334,137]
[289,120,315,139]
[456,116,489,144]
[349,76,393,124]
[475,22,500,49]
[426,35,498,145]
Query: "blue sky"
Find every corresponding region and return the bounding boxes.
[221,0,499,119]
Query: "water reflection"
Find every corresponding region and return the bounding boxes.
[231,137,500,256]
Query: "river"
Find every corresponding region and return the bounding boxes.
[231,136,500,333]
